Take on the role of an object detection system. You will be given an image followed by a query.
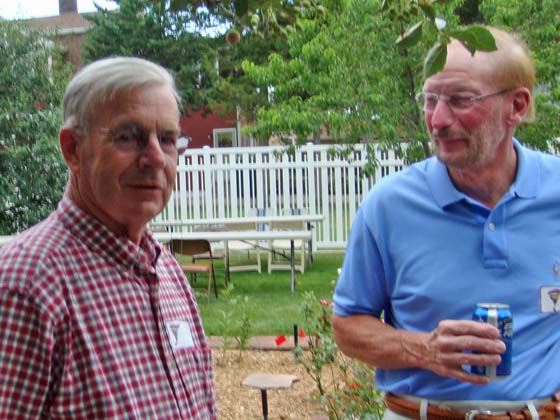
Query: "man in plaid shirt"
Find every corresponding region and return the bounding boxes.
[0,57,216,418]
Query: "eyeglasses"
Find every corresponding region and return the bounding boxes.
[416,88,513,112]
[107,123,188,155]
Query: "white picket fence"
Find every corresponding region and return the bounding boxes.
[155,143,406,249]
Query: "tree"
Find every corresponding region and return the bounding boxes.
[241,0,459,162]
[479,0,560,151]
[82,0,219,111]
[207,11,296,137]
[149,0,323,34]
[0,21,72,234]
[83,0,294,140]
[108,0,559,156]
[239,0,559,163]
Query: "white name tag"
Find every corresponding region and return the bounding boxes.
[165,320,195,350]
[540,286,560,313]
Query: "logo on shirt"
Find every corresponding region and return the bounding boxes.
[540,287,560,313]
[165,320,195,350]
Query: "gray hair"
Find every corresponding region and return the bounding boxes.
[62,56,181,133]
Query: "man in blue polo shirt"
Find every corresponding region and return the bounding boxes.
[333,26,560,419]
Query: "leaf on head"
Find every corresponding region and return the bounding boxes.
[423,41,447,78]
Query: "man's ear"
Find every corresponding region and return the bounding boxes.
[59,127,82,175]
[507,87,531,126]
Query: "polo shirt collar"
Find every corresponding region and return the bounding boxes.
[426,138,539,209]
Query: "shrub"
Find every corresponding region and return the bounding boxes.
[294,291,385,419]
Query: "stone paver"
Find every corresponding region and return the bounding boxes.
[242,373,299,389]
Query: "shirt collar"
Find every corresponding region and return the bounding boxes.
[426,138,539,209]
[56,194,162,272]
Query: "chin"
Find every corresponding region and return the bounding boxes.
[435,151,469,168]
[130,202,163,222]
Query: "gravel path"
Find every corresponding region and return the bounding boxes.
[212,349,328,419]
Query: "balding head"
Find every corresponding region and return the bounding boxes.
[444,27,535,121]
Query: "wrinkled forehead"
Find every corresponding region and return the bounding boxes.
[86,83,180,129]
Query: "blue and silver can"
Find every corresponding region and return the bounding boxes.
[471,303,512,378]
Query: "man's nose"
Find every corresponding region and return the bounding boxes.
[428,99,455,130]
[138,133,166,168]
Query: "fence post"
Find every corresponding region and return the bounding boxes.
[305,142,318,253]
[202,146,214,219]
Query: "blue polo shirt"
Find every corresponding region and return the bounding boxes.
[334,140,560,399]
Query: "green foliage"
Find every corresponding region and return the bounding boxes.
[234,295,252,358]
[82,0,218,111]
[144,0,327,130]
[421,25,497,77]
[294,292,337,396]
[210,21,290,132]
[150,0,325,35]
[242,0,437,161]
[240,0,559,159]
[215,283,254,365]
[0,21,72,234]
[385,0,497,77]
[198,253,341,335]
[295,291,384,419]
[479,0,560,150]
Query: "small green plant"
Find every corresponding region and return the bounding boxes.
[234,296,252,361]
[294,292,337,396]
[216,283,253,365]
[294,291,384,419]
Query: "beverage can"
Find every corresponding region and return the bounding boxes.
[471,303,512,378]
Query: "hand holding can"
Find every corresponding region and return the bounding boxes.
[471,303,512,378]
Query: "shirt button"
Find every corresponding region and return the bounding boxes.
[488,223,496,231]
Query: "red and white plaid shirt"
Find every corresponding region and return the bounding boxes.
[0,195,216,419]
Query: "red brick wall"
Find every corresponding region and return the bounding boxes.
[180,109,236,148]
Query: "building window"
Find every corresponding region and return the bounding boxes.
[213,128,237,147]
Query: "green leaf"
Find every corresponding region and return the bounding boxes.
[235,0,250,17]
[448,26,497,55]
[168,0,190,12]
[396,21,423,48]
[418,2,435,21]
[424,41,447,78]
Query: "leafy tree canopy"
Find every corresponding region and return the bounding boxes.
[240,0,559,161]
[84,0,294,137]
[88,0,559,156]
[83,0,220,111]
[241,0,456,161]
[0,21,72,234]
[480,0,560,152]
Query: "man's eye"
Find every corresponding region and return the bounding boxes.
[159,136,176,145]
[159,136,177,152]
[424,95,438,107]
[113,129,137,145]
[448,95,473,109]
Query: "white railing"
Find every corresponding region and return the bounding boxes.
[155,143,406,249]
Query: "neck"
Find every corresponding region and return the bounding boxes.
[447,141,518,209]
[66,182,146,245]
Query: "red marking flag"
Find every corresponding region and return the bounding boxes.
[275,335,286,346]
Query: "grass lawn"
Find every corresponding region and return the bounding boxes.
[192,252,344,336]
